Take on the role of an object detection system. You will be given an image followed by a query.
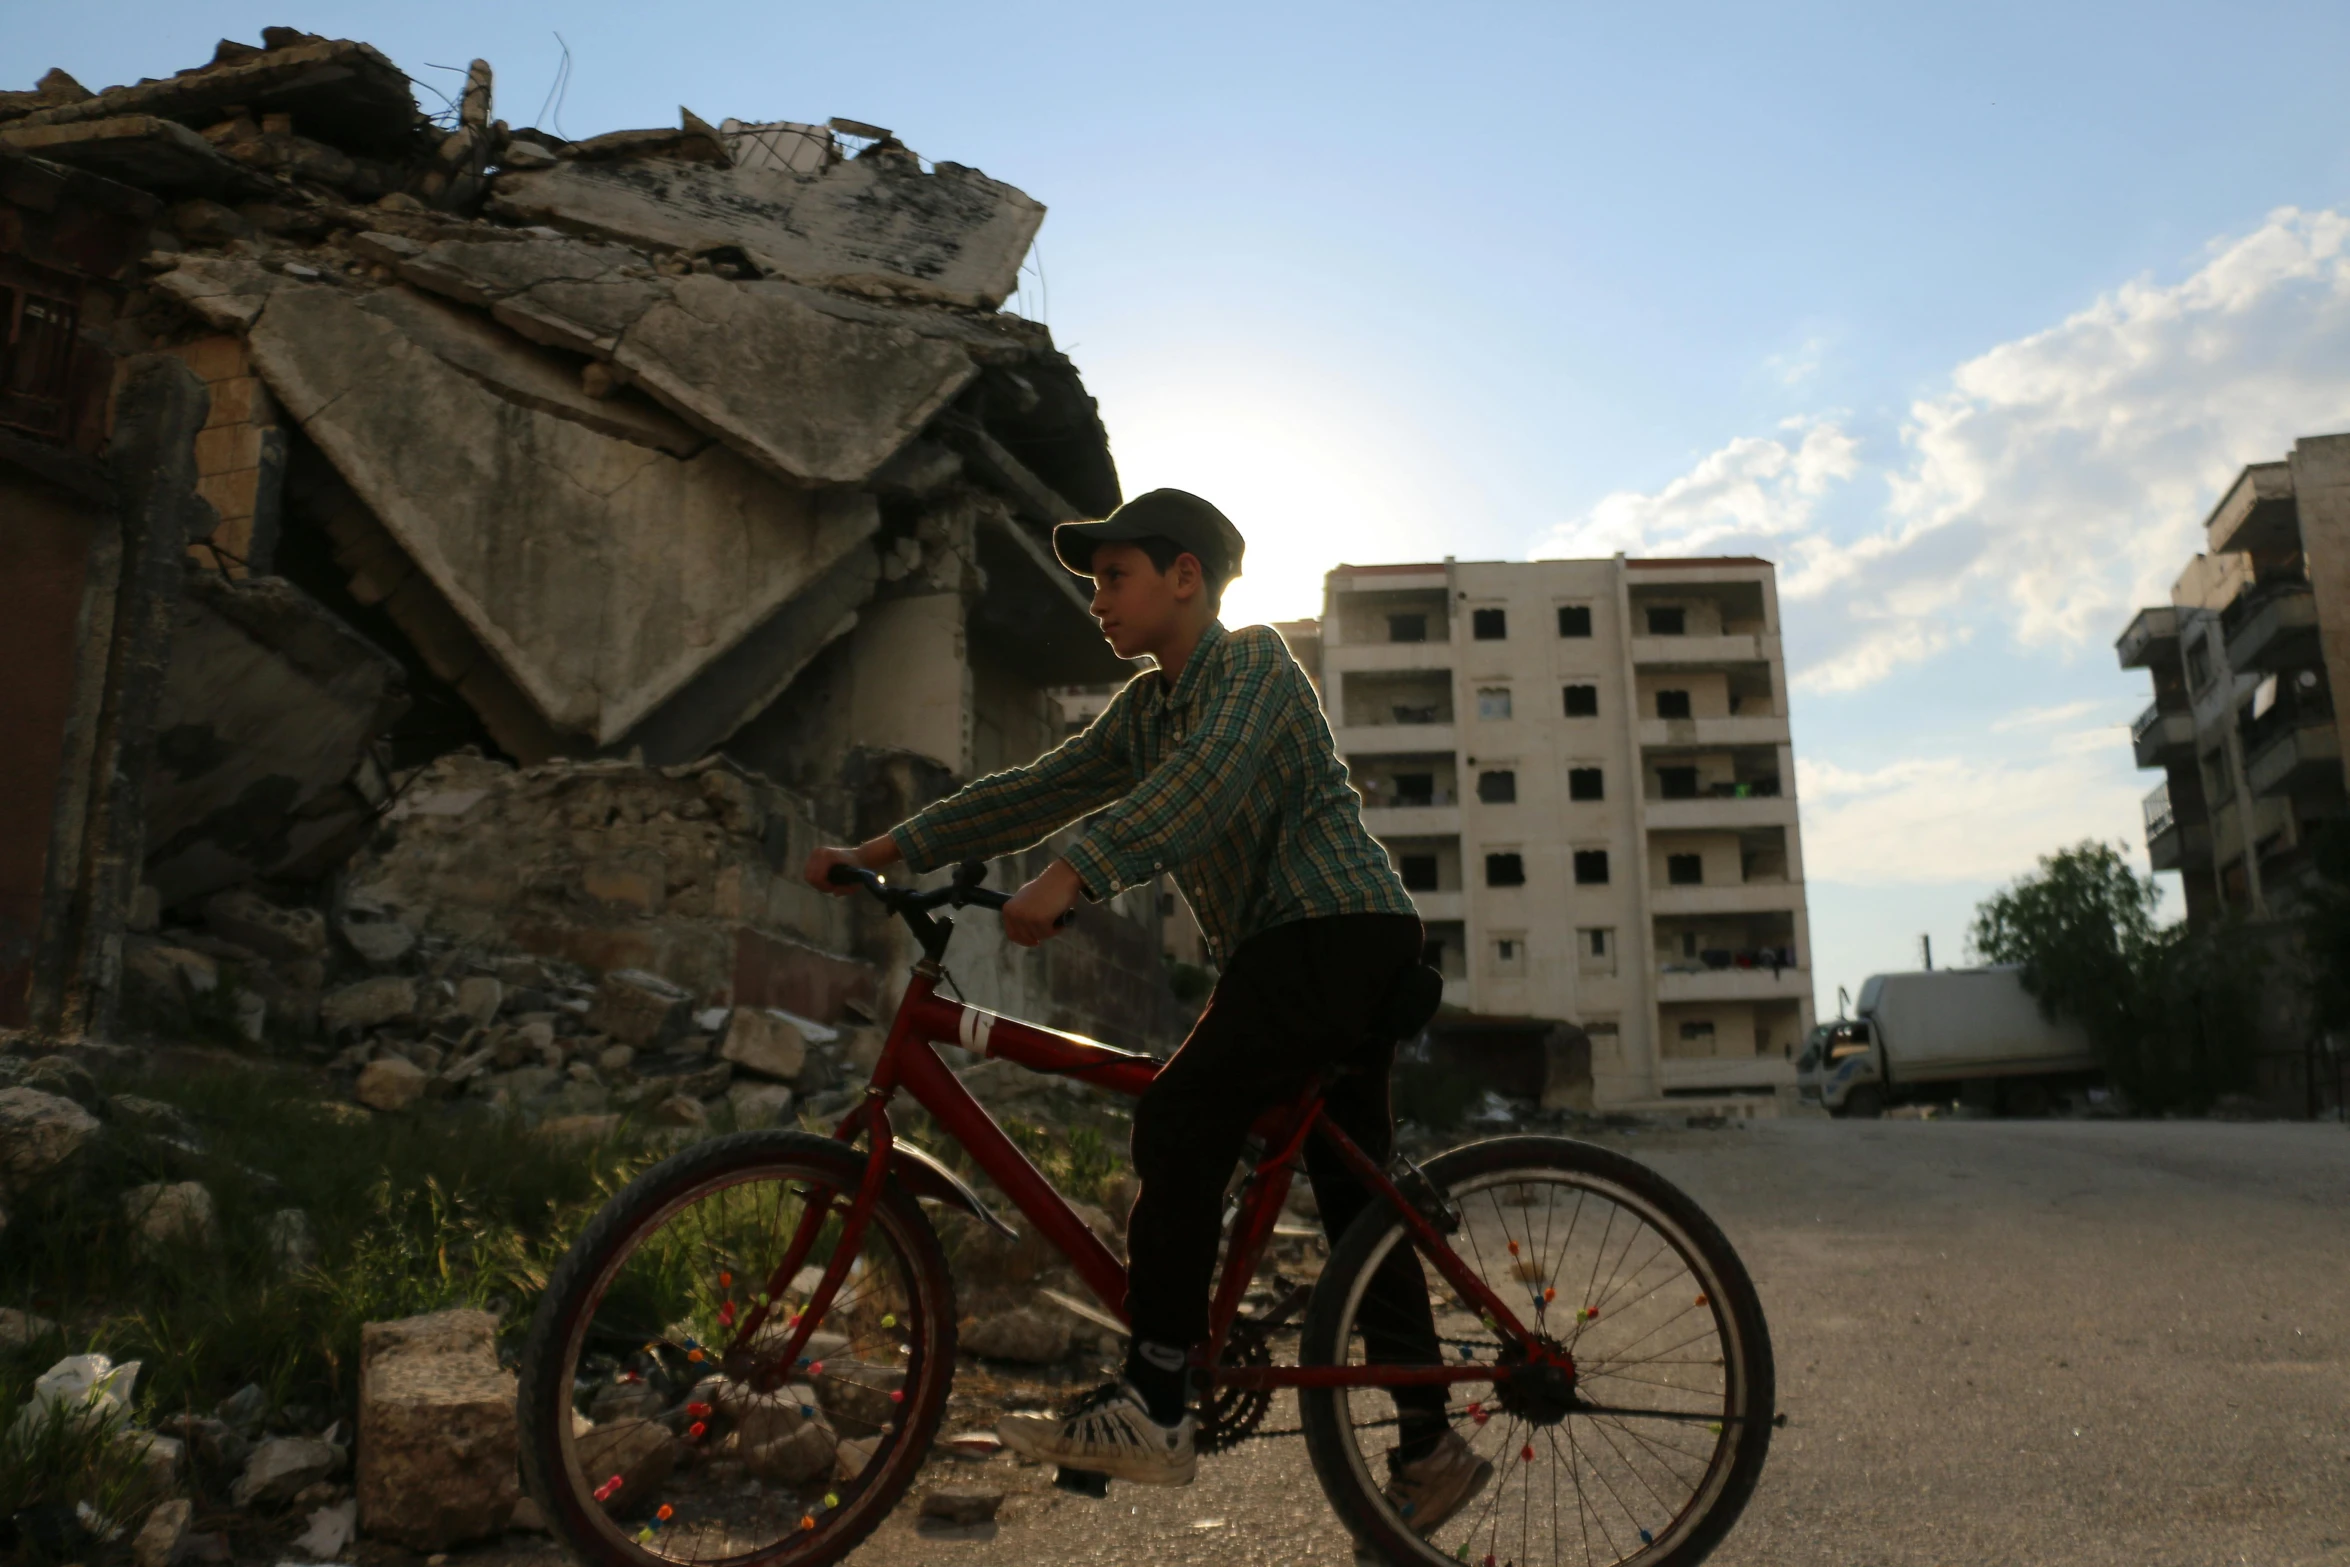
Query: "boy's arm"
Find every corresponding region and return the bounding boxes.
[885,706,1132,873]
[1056,629,1284,900]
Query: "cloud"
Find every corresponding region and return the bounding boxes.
[1536,206,2350,693]
[1988,698,2111,732]
[1796,745,2147,886]
[1534,417,1858,560]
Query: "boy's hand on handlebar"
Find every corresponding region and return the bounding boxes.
[803,835,900,895]
[1003,859,1084,948]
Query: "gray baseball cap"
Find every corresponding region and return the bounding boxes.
[1051,488,1246,582]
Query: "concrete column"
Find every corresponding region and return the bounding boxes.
[2288,434,2350,779]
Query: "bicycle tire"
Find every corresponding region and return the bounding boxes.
[1298,1135,1774,1567]
[516,1131,957,1567]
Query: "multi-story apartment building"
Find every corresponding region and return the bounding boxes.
[2117,435,2350,920]
[1315,556,1815,1110]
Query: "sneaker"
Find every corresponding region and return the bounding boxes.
[996,1381,1197,1486]
[1381,1429,1492,1536]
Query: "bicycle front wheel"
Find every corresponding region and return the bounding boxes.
[1299,1135,1774,1567]
[517,1131,957,1567]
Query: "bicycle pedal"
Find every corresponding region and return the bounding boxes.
[1053,1466,1111,1499]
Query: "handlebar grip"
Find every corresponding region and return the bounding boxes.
[826,863,862,887]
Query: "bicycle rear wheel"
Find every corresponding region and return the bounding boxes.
[1299,1136,1773,1567]
[516,1131,956,1567]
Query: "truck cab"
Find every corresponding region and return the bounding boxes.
[1795,1017,1882,1115]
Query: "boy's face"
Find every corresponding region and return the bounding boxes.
[1087,541,1205,660]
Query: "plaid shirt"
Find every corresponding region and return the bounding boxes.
[891,621,1416,965]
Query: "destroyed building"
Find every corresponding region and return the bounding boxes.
[0,32,1186,1076]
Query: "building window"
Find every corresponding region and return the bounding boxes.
[1655,689,1692,720]
[1471,607,1508,640]
[1579,927,1615,975]
[1557,604,1592,638]
[1573,849,1609,884]
[1477,769,1517,804]
[2185,638,2213,691]
[1667,853,1704,885]
[1647,606,1687,636]
[1477,688,1513,721]
[1490,934,1528,975]
[1563,684,1599,717]
[0,287,81,443]
[1399,854,1440,892]
[1658,766,1699,799]
[2201,749,2232,804]
[1484,852,1526,887]
[1388,613,1427,643]
[1391,772,1435,806]
[1682,931,1699,959]
[1568,767,1603,801]
[1678,1020,1716,1044]
[1421,936,1447,969]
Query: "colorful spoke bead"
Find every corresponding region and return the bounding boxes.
[656,1505,674,1522]
[719,1271,733,1288]
[1583,1306,1600,1321]
[719,1302,737,1326]
[889,1388,904,1403]
[1520,1443,1534,1462]
[800,1515,816,1531]
[824,1492,840,1509]
[689,1421,707,1439]
[1639,1527,1654,1544]
[1506,1239,1519,1255]
[881,1313,897,1328]
[808,1360,826,1376]
[635,1527,655,1544]
[1695,1292,1709,1307]
[687,1348,705,1362]
[1543,1287,1556,1303]
[687,1402,712,1419]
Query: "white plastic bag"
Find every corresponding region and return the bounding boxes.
[16,1353,142,1434]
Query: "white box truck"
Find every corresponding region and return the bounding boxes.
[1796,966,2100,1117]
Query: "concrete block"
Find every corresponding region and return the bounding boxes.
[356,1309,519,1549]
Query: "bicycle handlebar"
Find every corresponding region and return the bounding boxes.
[826,861,1076,930]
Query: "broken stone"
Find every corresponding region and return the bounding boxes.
[725,1080,794,1128]
[594,1043,636,1078]
[453,975,503,1024]
[119,1428,186,1490]
[338,889,418,967]
[290,1497,358,1560]
[585,1381,663,1424]
[0,1306,61,1349]
[232,1434,338,1508]
[10,38,418,159]
[0,1089,101,1190]
[959,1305,1073,1365]
[573,1417,679,1517]
[355,1056,429,1112]
[132,1498,192,1567]
[323,975,418,1033]
[203,888,328,961]
[920,1486,1004,1526]
[124,1181,217,1251]
[535,1113,620,1142]
[0,114,248,195]
[719,1006,807,1081]
[649,1095,707,1128]
[834,1434,879,1482]
[488,150,1042,310]
[744,1419,836,1486]
[357,1309,520,1550]
[267,1207,319,1270]
[505,1495,548,1532]
[588,970,692,1047]
[812,1362,906,1432]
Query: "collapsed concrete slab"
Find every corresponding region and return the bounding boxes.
[0,116,254,197]
[359,234,1002,486]
[243,279,879,749]
[489,150,1043,310]
[143,571,406,908]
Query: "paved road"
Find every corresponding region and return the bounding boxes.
[842,1119,2350,1567]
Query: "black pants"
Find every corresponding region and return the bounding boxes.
[1126,913,1444,1424]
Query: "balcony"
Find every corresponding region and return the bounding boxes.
[2144,780,2211,872]
[1637,715,1790,749]
[1362,804,1461,838]
[1657,965,1809,1003]
[1406,891,1465,924]
[1324,639,1458,674]
[1646,881,1804,916]
[2245,713,2342,799]
[2130,703,2196,769]
[1332,722,1458,756]
[2115,606,2181,670]
[1629,633,1770,667]
[2220,581,2319,673]
[2210,794,2291,863]
[1644,794,1798,831]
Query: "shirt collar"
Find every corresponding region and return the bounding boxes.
[1150,620,1226,713]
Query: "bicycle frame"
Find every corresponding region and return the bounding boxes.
[727,954,1540,1396]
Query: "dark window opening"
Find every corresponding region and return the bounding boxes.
[1646,606,1687,636]
[1588,929,1608,956]
[1678,1020,1716,1043]
[1477,770,1517,804]
[1557,604,1592,638]
[1391,772,1435,806]
[1484,852,1526,887]
[1563,684,1599,717]
[1387,613,1428,643]
[1667,853,1704,885]
[1658,766,1699,799]
[1,288,81,442]
[1655,689,1693,720]
[1568,767,1603,801]
[1421,937,1447,969]
[1472,607,1508,640]
[1496,938,1519,961]
[1398,854,1440,892]
[1573,850,1610,885]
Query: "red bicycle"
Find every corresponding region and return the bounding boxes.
[518,864,1774,1567]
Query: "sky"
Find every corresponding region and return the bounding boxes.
[15,2,2350,1015]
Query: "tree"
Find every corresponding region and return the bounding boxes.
[1970,840,2260,1112]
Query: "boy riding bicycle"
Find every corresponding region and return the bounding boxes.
[803,489,1489,1534]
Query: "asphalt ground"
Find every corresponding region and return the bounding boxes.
[834,1117,2350,1567]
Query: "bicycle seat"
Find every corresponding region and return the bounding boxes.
[1367,964,1444,1043]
